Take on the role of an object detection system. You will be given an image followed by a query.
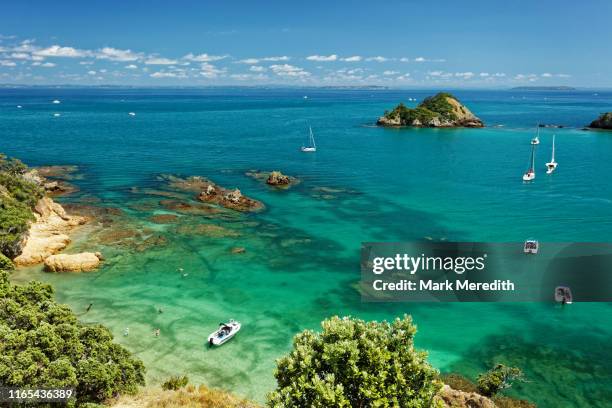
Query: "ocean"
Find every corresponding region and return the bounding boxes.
[2,87,611,407]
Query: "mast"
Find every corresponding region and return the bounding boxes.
[309,126,316,148]
[528,144,535,172]
[551,135,556,162]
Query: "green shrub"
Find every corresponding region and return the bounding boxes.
[0,273,146,404]
[162,375,189,391]
[0,252,14,270]
[268,315,442,407]
[477,364,524,397]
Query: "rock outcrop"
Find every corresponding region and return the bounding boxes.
[197,180,264,212]
[14,197,87,266]
[589,112,612,129]
[267,171,291,186]
[377,93,484,128]
[435,385,496,408]
[44,252,102,272]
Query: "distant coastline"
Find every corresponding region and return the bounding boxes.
[510,86,577,91]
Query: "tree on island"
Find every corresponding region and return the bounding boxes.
[0,268,145,405]
[267,315,442,408]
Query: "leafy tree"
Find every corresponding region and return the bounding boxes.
[268,315,442,408]
[0,272,145,405]
[477,364,525,397]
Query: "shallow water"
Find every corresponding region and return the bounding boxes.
[2,88,612,407]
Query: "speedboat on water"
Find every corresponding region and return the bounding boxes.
[523,239,539,254]
[208,320,241,346]
[554,286,573,304]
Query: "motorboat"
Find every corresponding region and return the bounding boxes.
[523,239,539,254]
[208,320,241,346]
[554,286,573,304]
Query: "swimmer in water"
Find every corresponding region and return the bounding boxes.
[124,328,129,336]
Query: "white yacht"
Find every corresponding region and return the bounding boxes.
[301,126,317,152]
[546,135,558,174]
[208,320,241,346]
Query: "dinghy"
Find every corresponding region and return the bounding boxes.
[301,126,317,152]
[523,239,539,254]
[554,286,572,304]
[208,320,241,346]
[523,143,536,181]
[546,135,558,174]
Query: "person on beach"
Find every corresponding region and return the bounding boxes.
[124,327,129,336]
[154,328,160,337]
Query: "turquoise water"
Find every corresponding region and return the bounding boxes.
[2,88,611,407]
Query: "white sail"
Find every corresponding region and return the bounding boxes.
[551,135,555,162]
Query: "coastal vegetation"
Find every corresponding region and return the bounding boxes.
[477,364,525,398]
[267,315,442,407]
[0,270,146,405]
[377,92,484,128]
[0,154,43,258]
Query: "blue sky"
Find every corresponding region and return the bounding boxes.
[1,0,611,87]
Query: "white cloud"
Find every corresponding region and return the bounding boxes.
[0,60,16,67]
[270,64,310,77]
[145,57,178,65]
[87,70,97,75]
[79,61,94,65]
[199,62,225,78]
[34,45,89,58]
[262,56,289,62]
[541,73,552,77]
[341,55,362,62]
[125,64,138,69]
[249,65,266,72]
[306,54,338,62]
[366,56,388,62]
[96,47,141,61]
[414,57,426,62]
[383,70,399,76]
[150,71,178,78]
[39,62,55,67]
[230,73,268,81]
[455,72,475,79]
[236,56,289,64]
[493,72,506,77]
[557,73,571,78]
[480,72,490,77]
[237,58,260,64]
[183,53,227,62]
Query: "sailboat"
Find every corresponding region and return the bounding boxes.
[301,126,317,152]
[531,126,540,145]
[546,135,558,174]
[523,143,536,181]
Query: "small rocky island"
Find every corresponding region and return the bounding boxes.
[589,112,612,130]
[377,92,484,128]
[246,170,299,188]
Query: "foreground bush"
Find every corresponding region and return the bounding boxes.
[162,375,189,391]
[0,271,145,405]
[268,315,442,407]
